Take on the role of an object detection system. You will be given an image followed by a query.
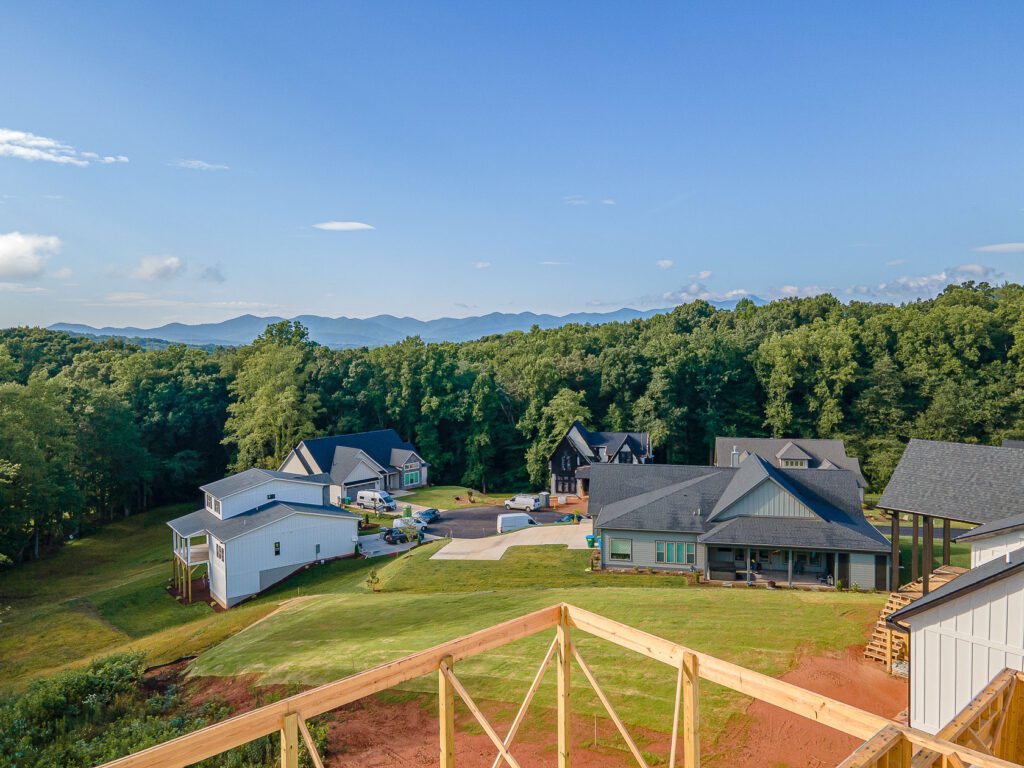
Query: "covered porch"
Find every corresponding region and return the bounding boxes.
[171,528,209,604]
[706,546,843,587]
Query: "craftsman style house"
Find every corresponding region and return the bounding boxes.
[167,468,361,608]
[549,420,652,497]
[590,457,891,589]
[713,437,868,496]
[280,429,429,504]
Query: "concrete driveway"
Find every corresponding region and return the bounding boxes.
[422,505,567,539]
[431,519,594,561]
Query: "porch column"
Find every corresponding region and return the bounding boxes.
[832,553,838,586]
[942,519,951,566]
[923,516,934,595]
[912,515,920,582]
[745,547,751,583]
[890,512,900,591]
[787,549,793,587]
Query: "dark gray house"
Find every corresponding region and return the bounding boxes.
[591,456,890,589]
[713,437,868,494]
[280,429,428,504]
[548,420,652,497]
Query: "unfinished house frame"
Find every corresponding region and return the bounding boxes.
[95,604,1024,768]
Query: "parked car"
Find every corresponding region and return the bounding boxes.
[504,494,541,512]
[356,489,397,511]
[497,512,539,534]
[381,528,409,545]
[415,508,441,524]
[556,514,583,524]
[395,516,427,532]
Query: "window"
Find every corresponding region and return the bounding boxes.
[618,451,631,464]
[274,541,280,556]
[656,541,696,565]
[215,543,225,561]
[782,459,807,468]
[609,538,632,561]
[315,543,321,557]
[205,492,213,511]
[403,470,420,486]
[267,493,276,500]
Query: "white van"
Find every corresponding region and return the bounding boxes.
[355,489,397,511]
[497,512,539,534]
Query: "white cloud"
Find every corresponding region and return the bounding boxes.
[53,266,73,279]
[662,280,752,304]
[0,129,128,166]
[656,259,674,270]
[0,231,60,279]
[974,243,1024,253]
[313,221,375,231]
[473,261,491,269]
[200,265,226,283]
[696,270,712,280]
[563,195,617,206]
[601,198,617,205]
[173,159,230,171]
[885,259,908,267]
[99,292,275,311]
[131,255,185,281]
[540,260,569,266]
[0,282,47,294]
[852,264,1002,298]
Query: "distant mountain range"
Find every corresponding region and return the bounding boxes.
[48,298,764,349]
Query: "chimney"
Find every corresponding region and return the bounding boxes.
[730,446,740,468]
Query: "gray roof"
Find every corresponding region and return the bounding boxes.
[390,447,418,467]
[168,501,360,542]
[330,446,381,483]
[590,461,887,552]
[956,512,1024,542]
[889,546,1024,626]
[200,468,333,497]
[877,439,1024,524]
[566,421,649,461]
[297,430,423,475]
[713,437,867,488]
[1003,439,1024,450]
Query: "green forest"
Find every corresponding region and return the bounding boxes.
[2,281,1022,565]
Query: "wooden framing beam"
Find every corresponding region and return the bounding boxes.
[683,652,700,768]
[489,637,557,768]
[943,519,952,566]
[913,515,920,582]
[669,658,684,768]
[441,661,523,768]
[280,713,298,768]
[557,605,571,768]
[296,718,325,768]
[570,642,649,768]
[439,654,455,768]
[890,512,901,590]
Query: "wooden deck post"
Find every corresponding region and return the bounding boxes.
[787,549,793,587]
[557,605,571,768]
[943,519,952,566]
[890,512,900,590]
[923,516,934,595]
[439,655,455,768]
[280,713,298,768]
[912,515,920,582]
[683,652,700,768]
[745,547,751,583]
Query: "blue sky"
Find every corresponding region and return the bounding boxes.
[2,1,1023,328]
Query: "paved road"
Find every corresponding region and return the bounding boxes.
[423,505,570,539]
[431,519,593,560]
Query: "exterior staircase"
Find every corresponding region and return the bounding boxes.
[863,565,968,674]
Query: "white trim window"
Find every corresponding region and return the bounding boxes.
[781,459,808,468]
[609,538,632,561]
[215,543,225,561]
[656,541,696,565]
[403,469,421,486]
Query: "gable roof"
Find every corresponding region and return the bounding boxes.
[590,462,886,552]
[330,446,384,483]
[168,500,360,542]
[564,420,649,462]
[878,439,1024,524]
[199,468,333,498]
[889,546,1024,626]
[297,430,422,474]
[713,437,867,488]
[956,511,1024,542]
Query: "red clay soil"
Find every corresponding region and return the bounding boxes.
[715,645,908,768]
[174,643,905,768]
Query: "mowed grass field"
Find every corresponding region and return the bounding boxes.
[399,485,514,509]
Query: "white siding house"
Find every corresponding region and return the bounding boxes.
[958,513,1024,568]
[170,468,361,608]
[890,548,1024,734]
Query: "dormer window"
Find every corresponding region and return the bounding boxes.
[781,459,808,468]
[205,492,221,513]
[597,446,607,462]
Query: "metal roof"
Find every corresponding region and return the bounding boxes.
[199,468,333,497]
[877,439,1024,524]
[167,501,360,542]
[889,546,1024,626]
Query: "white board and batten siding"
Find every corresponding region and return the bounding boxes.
[971,531,1024,568]
[208,534,228,605]
[905,568,1024,734]
[713,479,816,520]
[216,479,328,520]
[219,512,358,606]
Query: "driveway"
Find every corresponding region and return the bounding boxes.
[431,519,594,561]
[422,505,569,539]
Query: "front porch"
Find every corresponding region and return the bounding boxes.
[706,546,840,588]
[171,530,209,604]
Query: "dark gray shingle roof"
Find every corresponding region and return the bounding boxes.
[877,439,1024,524]
[167,501,360,542]
[299,430,421,474]
[956,512,1024,542]
[714,437,867,488]
[699,516,889,552]
[568,421,649,461]
[889,546,1024,626]
[199,468,333,497]
[330,446,381,483]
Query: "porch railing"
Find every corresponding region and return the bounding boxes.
[95,603,1024,768]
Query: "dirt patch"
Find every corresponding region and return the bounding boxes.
[716,645,908,768]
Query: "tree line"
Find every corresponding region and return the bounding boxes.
[1,281,1022,564]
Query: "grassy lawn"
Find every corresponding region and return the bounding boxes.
[399,485,515,510]
[895,535,970,586]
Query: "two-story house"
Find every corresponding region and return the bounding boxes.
[548,420,652,497]
[713,437,868,498]
[279,429,429,504]
[167,468,361,608]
